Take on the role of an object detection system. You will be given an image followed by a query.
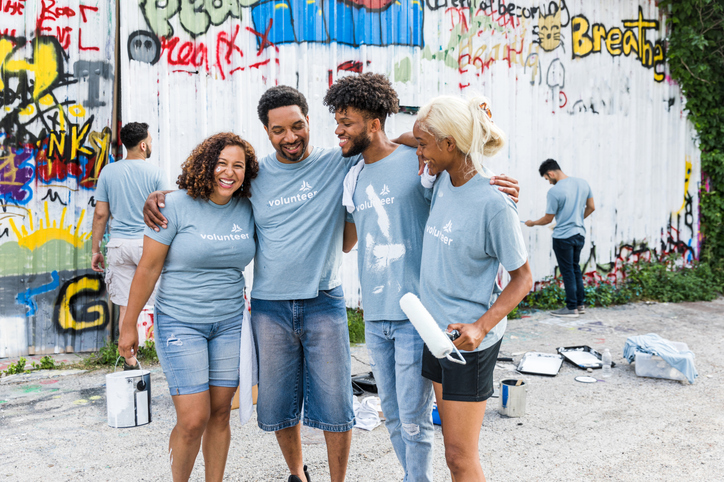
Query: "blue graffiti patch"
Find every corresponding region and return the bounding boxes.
[250,0,424,48]
[16,271,61,317]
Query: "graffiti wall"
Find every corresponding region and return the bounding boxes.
[0,1,115,356]
[119,0,700,308]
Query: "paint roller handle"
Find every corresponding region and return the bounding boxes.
[447,322,488,352]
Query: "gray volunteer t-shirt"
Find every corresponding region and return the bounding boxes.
[248,147,358,300]
[349,145,431,321]
[96,159,171,238]
[145,190,256,323]
[420,171,528,352]
[545,177,593,239]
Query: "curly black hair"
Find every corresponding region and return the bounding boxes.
[257,86,309,127]
[177,133,259,200]
[539,159,561,177]
[323,73,399,128]
[120,122,149,150]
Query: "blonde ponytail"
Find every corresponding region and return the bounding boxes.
[416,94,506,177]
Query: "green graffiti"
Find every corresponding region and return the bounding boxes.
[394,57,412,83]
[0,239,91,277]
[21,385,43,393]
[140,0,249,39]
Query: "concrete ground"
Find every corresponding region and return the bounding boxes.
[1,298,723,481]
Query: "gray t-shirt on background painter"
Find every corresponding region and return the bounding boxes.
[144,190,256,324]
[95,159,171,238]
[348,145,432,321]
[420,171,528,352]
[545,177,593,239]
[248,147,358,301]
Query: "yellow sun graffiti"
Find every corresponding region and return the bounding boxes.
[8,202,91,251]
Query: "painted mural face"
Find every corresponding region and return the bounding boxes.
[334,107,372,158]
[537,9,562,51]
[413,122,454,177]
[265,105,311,164]
[210,145,246,205]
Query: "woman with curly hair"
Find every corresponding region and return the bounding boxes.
[119,132,258,482]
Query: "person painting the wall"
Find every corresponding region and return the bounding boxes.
[91,122,171,368]
[119,132,258,482]
[525,159,595,318]
[414,95,533,482]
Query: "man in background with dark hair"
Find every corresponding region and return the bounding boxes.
[526,159,595,318]
[91,122,170,366]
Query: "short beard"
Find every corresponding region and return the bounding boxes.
[278,140,307,163]
[343,132,371,158]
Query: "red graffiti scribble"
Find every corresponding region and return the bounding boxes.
[1,0,26,16]
[36,0,76,35]
[247,20,278,56]
[459,82,470,89]
[78,28,98,51]
[559,91,568,108]
[216,25,244,80]
[337,60,364,73]
[161,36,209,71]
[78,4,97,23]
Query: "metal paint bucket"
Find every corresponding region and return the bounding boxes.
[499,379,526,418]
[106,357,151,428]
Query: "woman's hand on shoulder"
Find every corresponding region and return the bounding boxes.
[448,323,487,352]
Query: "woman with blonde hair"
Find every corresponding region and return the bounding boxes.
[413,95,533,482]
[119,132,258,481]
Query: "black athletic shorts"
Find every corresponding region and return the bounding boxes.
[421,338,502,402]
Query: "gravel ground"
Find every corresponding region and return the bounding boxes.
[1,298,722,481]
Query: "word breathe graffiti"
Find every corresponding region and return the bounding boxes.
[571,6,665,82]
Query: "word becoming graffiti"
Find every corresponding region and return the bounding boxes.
[571,6,665,82]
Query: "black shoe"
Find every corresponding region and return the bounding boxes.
[288,466,311,482]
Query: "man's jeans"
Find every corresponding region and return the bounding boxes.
[366,320,434,482]
[552,234,586,310]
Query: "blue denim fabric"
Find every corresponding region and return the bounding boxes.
[366,320,434,482]
[552,234,586,310]
[251,285,354,432]
[154,309,242,396]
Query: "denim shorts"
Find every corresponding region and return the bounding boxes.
[155,308,242,396]
[251,285,354,432]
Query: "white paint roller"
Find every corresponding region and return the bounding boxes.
[400,293,466,365]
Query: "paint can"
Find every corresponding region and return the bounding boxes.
[106,357,151,428]
[499,379,526,418]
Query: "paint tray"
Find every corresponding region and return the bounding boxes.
[516,352,564,376]
[556,345,616,370]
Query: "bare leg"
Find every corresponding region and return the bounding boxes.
[433,382,487,482]
[275,424,305,479]
[169,391,211,481]
[324,429,352,482]
[202,386,237,482]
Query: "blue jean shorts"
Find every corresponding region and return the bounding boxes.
[155,308,242,396]
[251,285,354,432]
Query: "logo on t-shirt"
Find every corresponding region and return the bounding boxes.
[231,224,243,233]
[199,224,250,241]
[425,223,454,245]
[380,184,390,196]
[300,181,312,192]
